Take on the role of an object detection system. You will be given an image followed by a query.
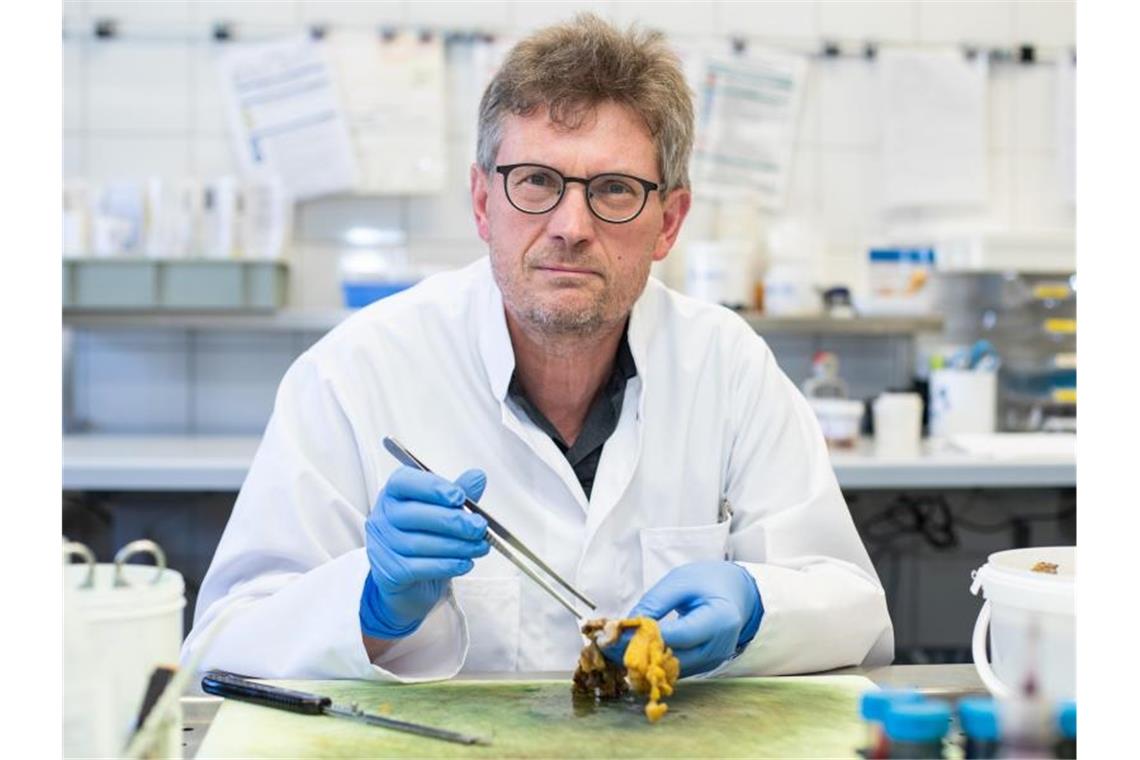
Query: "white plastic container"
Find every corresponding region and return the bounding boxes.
[64,541,185,758]
[683,240,753,308]
[969,546,1075,700]
[808,398,865,448]
[929,368,997,436]
[873,392,923,457]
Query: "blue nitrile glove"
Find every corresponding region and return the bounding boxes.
[605,560,763,677]
[359,466,490,639]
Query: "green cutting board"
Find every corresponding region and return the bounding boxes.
[197,675,874,758]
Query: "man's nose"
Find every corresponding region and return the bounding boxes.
[545,182,596,249]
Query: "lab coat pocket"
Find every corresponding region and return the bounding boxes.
[451,575,520,671]
[639,522,732,590]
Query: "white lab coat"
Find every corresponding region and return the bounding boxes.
[182,257,893,681]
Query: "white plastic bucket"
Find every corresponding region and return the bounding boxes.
[969,546,1075,700]
[64,541,185,758]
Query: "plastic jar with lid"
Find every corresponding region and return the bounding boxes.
[859,690,925,759]
[958,697,1001,759]
[885,700,951,759]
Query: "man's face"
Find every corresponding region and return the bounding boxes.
[471,101,691,338]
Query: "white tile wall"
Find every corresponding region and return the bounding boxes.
[715,1,818,42]
[192,332,297,432]
[1012,0,1075,47]
[87,0,193,31]
[64,44,84,133]
[818,58,880,149]
[86,135,192,181]
[87,41,192,132]
[916,0,1014,46]
[189,43,229,136]
[72,331,191,432]
[407,1,511,30]
[300,1,406,28]
[818,1,915,43]
[191,1,302,29]
[64,0,1076,433]
[613,1,718,38]
[509,1,615,34]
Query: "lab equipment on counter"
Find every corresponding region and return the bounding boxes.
[383,436,597,621]
[883,700,951,759]
[969,546,1074,701]
[858,246,937,316]
[859,689,925,759]
[763,216,825,316]
[802,352,863,448]
[64,539,185,759]
[202,670,488,746]
[929,367,997,436]
[338,229,420,307]
[873,391,924,457]
[682,239,754,309]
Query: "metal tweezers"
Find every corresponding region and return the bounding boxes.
[383,436,596,621]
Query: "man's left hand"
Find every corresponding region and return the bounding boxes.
[605,560,763,677]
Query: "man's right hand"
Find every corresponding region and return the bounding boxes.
[359,466,490,640]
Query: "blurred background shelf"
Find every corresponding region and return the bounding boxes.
[62,307,943,336]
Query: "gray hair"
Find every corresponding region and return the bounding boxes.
[476,13,695,193]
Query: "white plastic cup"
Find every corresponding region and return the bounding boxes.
[873,392,923,456]
[969,546,1075,701]
[929,369,997,436]
[64,548,185,758]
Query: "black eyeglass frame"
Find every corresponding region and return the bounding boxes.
[494,163,661,224]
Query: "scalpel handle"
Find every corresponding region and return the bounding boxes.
[202,670,329,715]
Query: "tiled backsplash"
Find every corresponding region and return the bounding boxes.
[62,0,1074,434]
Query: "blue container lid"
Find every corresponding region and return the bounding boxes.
[860,689,924,722]
[884,700,952,743]
[958,697,1000,741]
[1057,700,1076,739]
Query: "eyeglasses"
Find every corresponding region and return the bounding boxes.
[495,163,660,224]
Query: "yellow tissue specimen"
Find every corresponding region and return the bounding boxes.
[621,617,680,722]
[573,617,680,723]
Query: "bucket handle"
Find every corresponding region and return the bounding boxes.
[63,540,96,589]
[972,600,1012,700]
[113,539,167,587]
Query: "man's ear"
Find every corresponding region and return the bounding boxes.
[471,163,491,243]
[651,188,692,262]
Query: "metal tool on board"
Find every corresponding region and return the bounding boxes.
[201,670,489,746]
[382,436,597,621]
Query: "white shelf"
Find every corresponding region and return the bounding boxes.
[62,308,942,336]
[63,434,1075,492]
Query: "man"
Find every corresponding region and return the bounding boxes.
[182,14,892,681]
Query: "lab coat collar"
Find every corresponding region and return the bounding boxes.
[474,255,660,405]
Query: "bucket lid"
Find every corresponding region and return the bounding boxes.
[970,546,1074,615]
[884,701,951,743]
[958,697,1000,741]
[64,563,184,613]
[859,689,924,722]
[1057,700,1076,739]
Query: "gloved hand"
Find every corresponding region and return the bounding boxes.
[359,466,490,639]
[605,560,763,677]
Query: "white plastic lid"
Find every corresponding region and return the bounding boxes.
[65,564,185,618]
[971,546,1074,615]
[808,398,865,418]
